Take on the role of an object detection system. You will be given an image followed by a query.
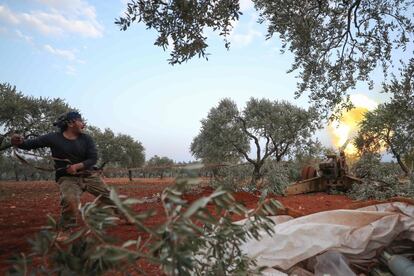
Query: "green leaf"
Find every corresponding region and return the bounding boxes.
[166,188,183,196]
[123,198,145,205]
[270,199,284,210]
[166,194,186,205]
[105,251,131,262]
[104,216,120,222]
[183,197,210,218]
[263,204,275,216]
[209,189,228,199]
[122,240,137,248]
[63,229,86,244]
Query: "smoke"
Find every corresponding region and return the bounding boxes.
[328,94,378,155]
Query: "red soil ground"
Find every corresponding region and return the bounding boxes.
[0,178,369,274]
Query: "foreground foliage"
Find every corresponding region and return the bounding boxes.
[8,182,282,275]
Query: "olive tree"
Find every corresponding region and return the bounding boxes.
[117,0,414,117]
[355,60,414,175]
[356,106,412,175]
[0,83,71,143]
[0,83,72,179]
[87,126,145,169]
[191,98,318,185]
[146,155,175,178]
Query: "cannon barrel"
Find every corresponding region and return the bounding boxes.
[381,251,414,276]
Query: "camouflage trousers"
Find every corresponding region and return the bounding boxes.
[57,175,114,229]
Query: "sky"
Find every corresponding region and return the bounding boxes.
[0,0,392,162]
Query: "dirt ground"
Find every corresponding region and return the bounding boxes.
[0,178,359,274]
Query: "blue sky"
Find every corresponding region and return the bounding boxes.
[0,0,391,161]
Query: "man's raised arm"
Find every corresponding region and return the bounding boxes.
[11,134,52,150]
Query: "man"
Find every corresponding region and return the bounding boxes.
[11,111,115,233]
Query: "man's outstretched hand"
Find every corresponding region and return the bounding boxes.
[66,163,85,174]
[11,134,24,146]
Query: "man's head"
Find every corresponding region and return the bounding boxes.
[54,111,85,133]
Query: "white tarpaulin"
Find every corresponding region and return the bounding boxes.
[240,202,414,274]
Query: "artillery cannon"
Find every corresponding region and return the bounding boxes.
[285,150,362,195]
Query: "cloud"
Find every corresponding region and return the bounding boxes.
[239,0,254,12]
[229,14,262,47]
[350,94,378,111]
[27,11,103,37]
[0,3,103,38]
[10,30,83,64]
[15,30,33,44]
[231,28,261,46]
[0,26,8,34]
[36,0,97,18]
[43,44,77,61]
[0,5,19,24]
[65,65,77,75]
[44,45,84,75]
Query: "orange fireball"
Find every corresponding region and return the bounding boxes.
[328,94,378,155]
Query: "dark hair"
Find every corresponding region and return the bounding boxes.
[53,111,82,132]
